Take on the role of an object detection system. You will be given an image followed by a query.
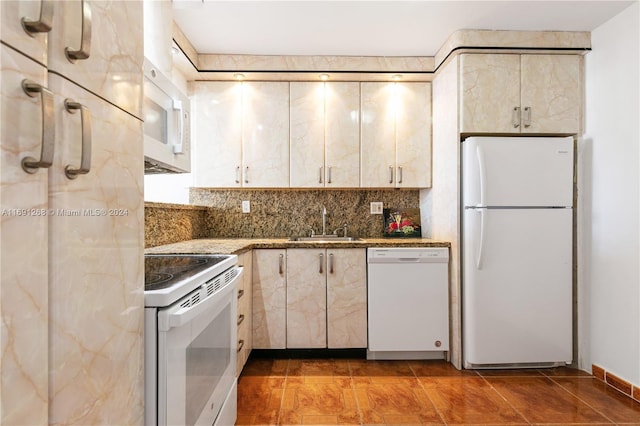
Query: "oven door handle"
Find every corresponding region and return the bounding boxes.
[159,267,243,331]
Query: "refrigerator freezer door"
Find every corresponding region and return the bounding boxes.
[463,208,572,366]
[463,136,574,207]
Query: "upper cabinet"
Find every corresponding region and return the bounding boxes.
[361,82,432,188]
[143,0,173,76]
[290,82,360,187]
[460,54,582,134]
[193,81,289,188]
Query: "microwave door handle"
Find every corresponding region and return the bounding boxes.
[162,267,243,331]
[172,100,184,154]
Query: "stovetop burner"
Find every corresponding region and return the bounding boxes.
[144,255,228,291]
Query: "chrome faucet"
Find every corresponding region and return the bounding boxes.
[321,205,327,236]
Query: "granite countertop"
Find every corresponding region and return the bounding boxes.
[144,238,451,255]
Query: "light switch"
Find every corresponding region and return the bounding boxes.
[242,200,250,213]
[370,202,383,214]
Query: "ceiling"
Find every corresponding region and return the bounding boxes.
[172,1,635,57]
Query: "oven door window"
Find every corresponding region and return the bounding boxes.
[158,283,236,426]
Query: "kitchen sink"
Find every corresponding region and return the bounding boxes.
[289,236,360,242]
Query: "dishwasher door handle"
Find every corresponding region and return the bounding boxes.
[398,258,421,262]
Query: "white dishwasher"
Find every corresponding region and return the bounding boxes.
[367,247,449,360]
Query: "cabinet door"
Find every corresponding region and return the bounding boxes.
[521,54,582,134]
[326,249,367,348]
[286,249,327,348]
[1,0,49,64]
[236,251,253,375]
[325,82,360,187]
[252,249,287,349]
[361,82,396,187]
[243,82,290,187]
[47,73,144,425]
[460,54,521,133]
[1,45,49,426]
[290,82,324,187]
[48,0,143,117]
[192,81,243,187]
[143,0,173,75]
[396,83,432,188]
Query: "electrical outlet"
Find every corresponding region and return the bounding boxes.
[370,202,383,214]
[242,200,250,213]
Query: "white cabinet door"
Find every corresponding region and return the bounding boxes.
[396,82,432,188]
[286,249,327,348]
[192,81,243,187]
[47,73,144,425]
[252,249,287,349]
[143,0,173,75]
[460,54,521,133]
[361,82,432,188]
[361,82,396,187]
[521,54,581,134]
[48,0,143,117]
[0,44,49,426]
[290,82,325,187]
[325,82,360,187]
[1,0,49,64]
[243,82,290,188]
[236,250,253,375]
[326,249,367,348]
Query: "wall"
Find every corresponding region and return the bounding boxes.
[582,1,639,391]
[190,188,421,239]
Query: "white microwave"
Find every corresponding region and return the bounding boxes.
[143,58,191,174]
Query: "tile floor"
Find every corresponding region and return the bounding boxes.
[236,357,640,425]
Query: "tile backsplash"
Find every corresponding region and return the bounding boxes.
[189,188,422,239]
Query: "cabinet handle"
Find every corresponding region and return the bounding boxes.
[64,99,92,179]
[327,167,332,184]
[319,166,323,184]
[398,166,403,184]
[237,339,245,352]
[237,314,245,326]
[319,253,324,274]
[65,0,92,62]
[512,106,521,128]
[21,0,53,34]
[20,80,55,174]
[237,289,244,299]
[278,253,284,275]
[329,253,334,274]
[389,166,394,184]
[523,106,532,128]
[235,166,240,184]
[244,166,249,184]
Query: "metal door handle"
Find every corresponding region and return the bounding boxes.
[329,253,334,274]
[21,80,55,173]
[319,166,323,184]
[237,289,244,299]
[319,253,324,274]
[512,106,521,128]
[237,314,245,326]
[235,166,240,184]
[21,0,53,34]
[278,253,284,275]
[237,339,245,352]
[327,166,332,184]
[64,99,92,179]
[244,166,249,184]
[398,166,403,184]
[389,165,393,184]
[523,106,532,128]
[65,0,92,62]
[172,100,184,154]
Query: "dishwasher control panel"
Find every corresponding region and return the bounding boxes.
[367,247,449,263]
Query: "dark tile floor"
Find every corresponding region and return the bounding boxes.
[236,357,640,425]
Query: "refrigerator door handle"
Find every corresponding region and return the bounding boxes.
[477,209,486,270]
[477,145,487,207]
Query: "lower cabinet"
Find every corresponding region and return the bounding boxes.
[251,248,367,350]
[286,248,367,349]
[236,250,253,375]
[252,249,287,349]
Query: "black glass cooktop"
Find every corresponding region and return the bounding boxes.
[144,255,228,291]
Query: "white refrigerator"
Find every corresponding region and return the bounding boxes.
[462,136,574,368]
